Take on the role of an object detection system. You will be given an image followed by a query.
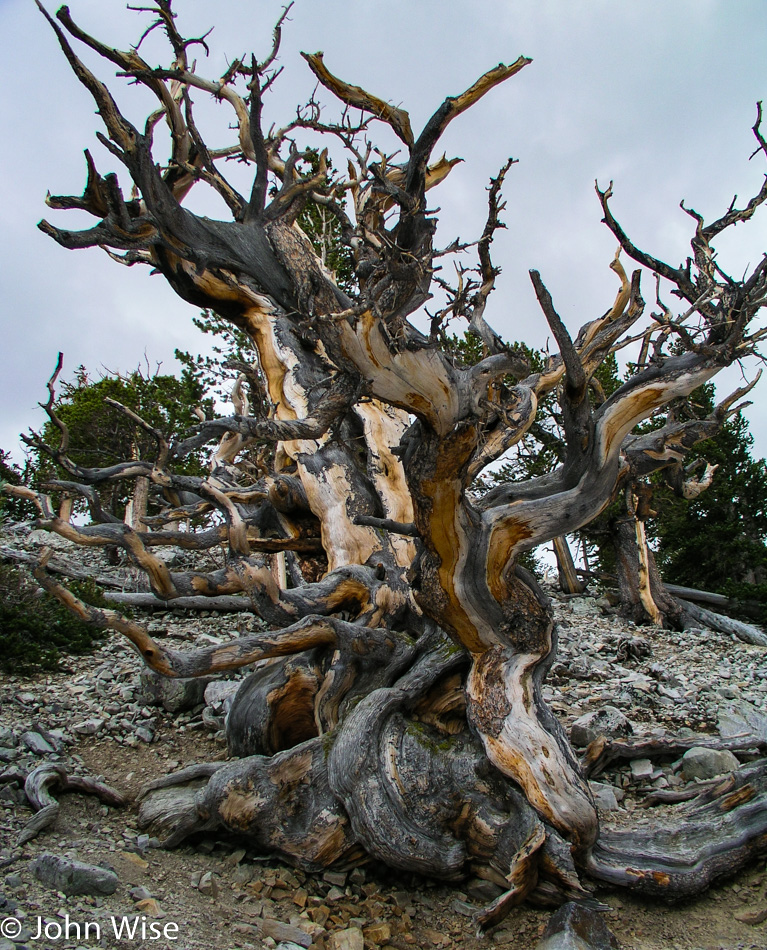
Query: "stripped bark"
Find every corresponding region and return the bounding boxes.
[552,536,586,595]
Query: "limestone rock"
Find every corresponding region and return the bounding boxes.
[630,758,654,782]
[197,870,220,897]
[141,670,212,713]
[204,679,240,711]
[327,928,364,950]
[590,782,620,811]
[257,919,313,948]
[363,921,392,945]
[718,699,767,741]
[71,718,105,736]
[20,731,55,755]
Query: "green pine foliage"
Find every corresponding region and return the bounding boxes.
[294,156,356,296]
[652,410,767,618]
[0,564,108,672]
[32,366,212,518]
[176,311,258,403]
[592,352,622,403]
[0,450,35,520]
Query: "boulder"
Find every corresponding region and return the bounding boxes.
[681,747,740,781]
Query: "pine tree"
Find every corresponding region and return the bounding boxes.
[653,409,767,615]
[28,364,212,520]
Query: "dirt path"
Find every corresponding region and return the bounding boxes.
[1,570,766,948]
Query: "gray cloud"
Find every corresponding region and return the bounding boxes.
[1,0,764,462]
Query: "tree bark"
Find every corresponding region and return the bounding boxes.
[552,536,586,595]
[676,599,767,647]
[611,485,683,628]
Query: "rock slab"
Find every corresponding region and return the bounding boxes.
[32,853,119,896]
[718,699,767,741]
[141,670,213,712]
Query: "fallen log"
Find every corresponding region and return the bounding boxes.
[0,544,127,589]
[677,599,767,647]
[575,571,765,627]
[104,591,254,611]
[665,584,732,609]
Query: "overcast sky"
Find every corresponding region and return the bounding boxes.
[1,0,765,465]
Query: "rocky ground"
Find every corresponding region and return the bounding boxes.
[1,525,766,950]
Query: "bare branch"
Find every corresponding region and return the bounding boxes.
[596,181,697,302]
[407,58,532,201]
[260,2,294,73]
[529,271,586,398]
[750,100,767,160]
[37,3,139,154]
[301,52,414,147]
[40,352,68,456]
[353,515,418,537]
[466,157,517,355]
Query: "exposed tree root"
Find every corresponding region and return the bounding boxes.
[18,763,125,846]
[137,763,226,800]
[136,634,594,925]
[582,733,767,779]
[586,761,767,898]
[134,650,767,927]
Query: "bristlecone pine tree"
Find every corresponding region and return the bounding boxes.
[9,2,767,924]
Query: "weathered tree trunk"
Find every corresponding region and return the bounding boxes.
[611,484,683,628]
[552,535,586,595]
[124,475,149,532]
[12,1,767,925]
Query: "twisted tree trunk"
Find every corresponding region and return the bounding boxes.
[11,0,767,925]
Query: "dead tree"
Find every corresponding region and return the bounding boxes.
[11,1,767,920]
[600,377,760,628]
